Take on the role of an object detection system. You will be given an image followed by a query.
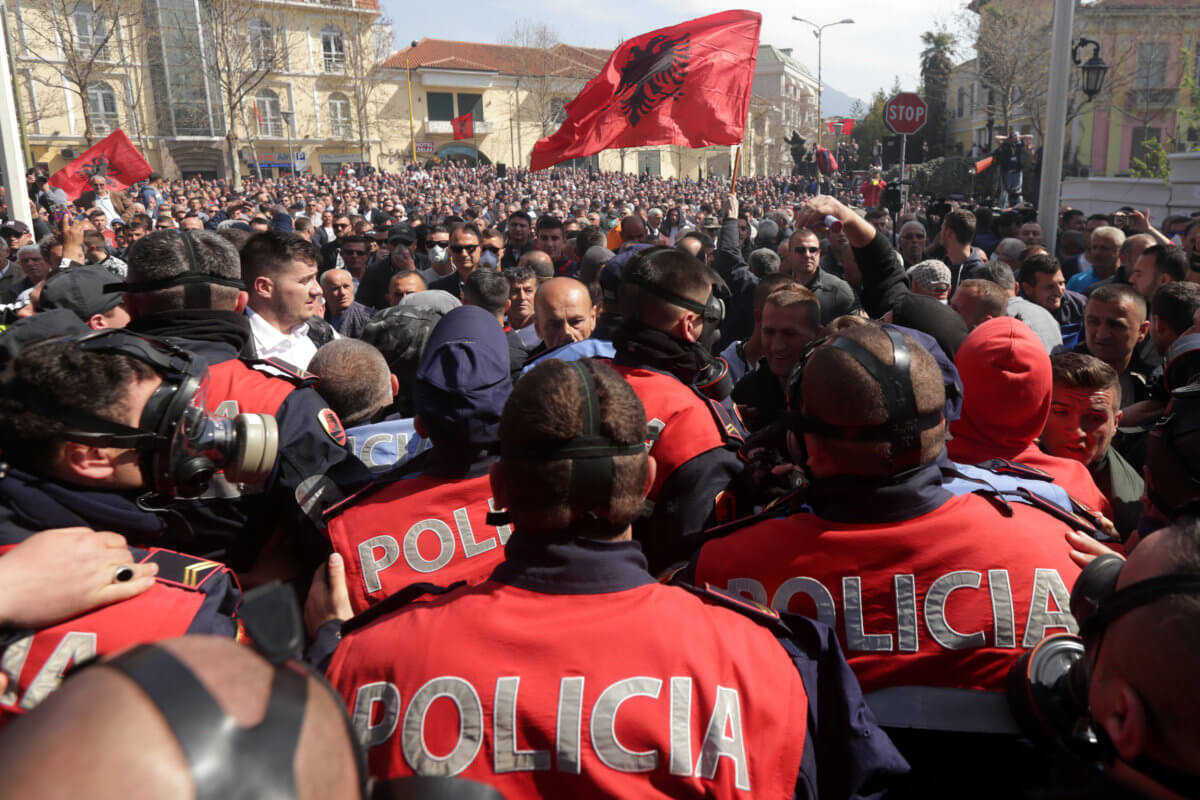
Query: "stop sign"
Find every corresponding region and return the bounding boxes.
[884,92,928,135]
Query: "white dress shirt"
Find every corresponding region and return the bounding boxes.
[246,307,318,370]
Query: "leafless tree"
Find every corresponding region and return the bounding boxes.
[502,20,580,163]
[343,16,393,166]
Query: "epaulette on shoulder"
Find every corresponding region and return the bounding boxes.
[696,393,746,446]
[246,357,317,387]
[669,578,791,636]
[141,548,227,591]
[975,457,1054,482]
[340,580,466,636]
[1014,487,1108,538]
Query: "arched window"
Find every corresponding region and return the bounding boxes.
[328,92,351,139]
[321,26,344,73]
[87,82,118,134]
[248,19,275,71]
[72,2,111,60]
[254,89,282,137]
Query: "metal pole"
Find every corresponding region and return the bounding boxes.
[899,133,907,209]
[285,113,294,177]
[1037,0,1075,251]
[0,9,30,226]
[815,31,822,151]
[406,60,417,164]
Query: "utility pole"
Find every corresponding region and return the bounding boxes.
[1036,0,1075,250]
[792,17,854,151]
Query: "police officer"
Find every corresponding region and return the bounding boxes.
[0,334,242,724]
[690,324,1086,795]
[322,306,513,615]
[323,357,908,797]
[610,246,747,571]
[119,230,370,566]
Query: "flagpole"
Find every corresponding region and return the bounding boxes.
[731,145,741,194]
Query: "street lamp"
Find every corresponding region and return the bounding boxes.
[792,16,854,150]
[1071,37,1109,101]
[280,109,295,177]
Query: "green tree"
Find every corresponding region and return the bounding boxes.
[851,77,904,160]
[1129,137,1169,181]
[919,29,956,158]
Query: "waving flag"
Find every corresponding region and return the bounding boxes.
[530,10,761,171]
[842,119,855,135]
[452,112,474,140]
[48,129,152,201]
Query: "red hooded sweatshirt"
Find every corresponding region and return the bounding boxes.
[948,317,1112,517]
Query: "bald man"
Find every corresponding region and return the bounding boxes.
[518,249,554,284]
[321,268,373,339]
[0,636,362,799]
[530,277,596,355]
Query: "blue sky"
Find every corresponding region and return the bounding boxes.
[378,0,968,107]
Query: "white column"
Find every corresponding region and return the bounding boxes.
[1036,0,1075,250]
[0,9,31,225]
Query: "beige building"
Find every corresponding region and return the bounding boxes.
[11,0,387,178]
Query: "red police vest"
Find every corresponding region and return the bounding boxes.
[204,358,299,418]
[610,365,738,499]
[327,581,808,798]
[694,494,1082,694]
[0,548,238,727]
[326,474,511,614]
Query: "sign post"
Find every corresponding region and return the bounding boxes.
[884,92,928,208]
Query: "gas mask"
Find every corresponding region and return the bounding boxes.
[35,329,278,500]
[428,244,448,264]
[1007,550,1200,796]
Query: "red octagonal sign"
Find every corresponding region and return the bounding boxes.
[884,92,928,135]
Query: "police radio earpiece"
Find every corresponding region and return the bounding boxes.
[16,329,277,499]
[787,326,943,469]
[1007,550,1200,795]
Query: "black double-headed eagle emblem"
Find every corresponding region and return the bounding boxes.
[615,33,691,127]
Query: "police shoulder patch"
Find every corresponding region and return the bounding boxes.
[141,548,224,591]
[318,408,348,446]
[670,578,791,635]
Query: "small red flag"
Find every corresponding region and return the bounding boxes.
[531,10,761,171]
[842,119,855,136]
[827,120,837,135]
[48,129,152,202]
[974,155,995,174]
[452,112,474,140]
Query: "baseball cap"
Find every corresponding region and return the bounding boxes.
[1,220,29,236]
[39,264,124,321]
[907,260,952,295]
[388,223,416,245]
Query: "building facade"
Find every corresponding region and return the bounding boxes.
[746,44,819,176]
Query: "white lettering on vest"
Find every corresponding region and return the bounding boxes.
[0,633,32,706]
[925,571,987,650]
[843,577,893,652]
[555,676,585,774]
[494,677,551,773]
[19,632,97,710]
[401,676,483,776]
[696,685,750,791]
[352,681,401,748]
[357,675,751,785]
[355,504,510,595]
[214,400,240,418]
[1023,568,1078,646]
[591,677,662,772]
[736,567,1076,653]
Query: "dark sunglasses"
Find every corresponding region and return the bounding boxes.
[480,245,501,254]
[342,249,368,257]
[794,246,821,254]
[450,244,478,254]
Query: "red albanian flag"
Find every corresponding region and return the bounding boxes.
[452,112,474,140]
[48,129,152,202]
[530,10,761,171]
[974,155,995,174]
[842,118,855,135]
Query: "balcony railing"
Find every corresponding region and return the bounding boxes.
[323,53,345,74]
[1127,88,1177,106]
[426,119,492,135]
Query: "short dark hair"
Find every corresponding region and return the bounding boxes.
[507,211,530,225]
[1152,281,1200,336]
[943,209,976,245]
[1090,282,1147,321]
[1141,244,1189,283]
[973,260,1016,291]
[575,225,605,254]
[125,230,243,312]
[1019,253,1062,287]
[499,358,648,533]
[502,265,536,287]
[1088,213,1113,225]
[957,278,1009,318]
[0,341,155,473]
[1051,351,1120,406]
[464,269,510,317]
[240,231,319,285]
[620,246,717,329]
[535,215,563,234]
[1062,209,1085,225]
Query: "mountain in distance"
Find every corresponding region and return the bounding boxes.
[820,84,861,118]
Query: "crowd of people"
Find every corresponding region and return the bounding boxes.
[1,161,1200,799]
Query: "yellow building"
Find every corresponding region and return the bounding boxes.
[10,0,386,179]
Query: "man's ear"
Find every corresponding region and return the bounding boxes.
[1137,318,1151,343]
[253,275,273,299]
[670,311,700,342]
[1096,682,1149,764]
[390,374,400,397]
[58,442,116,483]
[643,455,657,499]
